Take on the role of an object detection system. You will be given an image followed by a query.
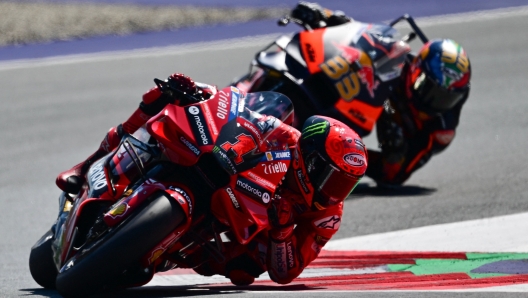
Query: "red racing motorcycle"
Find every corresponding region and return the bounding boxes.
[233,14,429,136]
[29,84,295,296]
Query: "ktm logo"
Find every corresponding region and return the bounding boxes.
[305,43,316,62]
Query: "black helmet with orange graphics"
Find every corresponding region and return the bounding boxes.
[293,115,367,210]
[406,39,471,114]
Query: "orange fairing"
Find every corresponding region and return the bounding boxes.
[334,99,383,133]
[300,29,326,74]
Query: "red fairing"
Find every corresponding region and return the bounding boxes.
[141,184,194,266]
[146,86,238,166]
[103,181,166,227]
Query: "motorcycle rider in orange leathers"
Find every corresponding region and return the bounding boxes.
[55,73,367,285]
[286,2,472,186]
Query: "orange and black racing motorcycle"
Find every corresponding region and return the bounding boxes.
[233,13,430,136]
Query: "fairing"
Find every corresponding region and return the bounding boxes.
[245,20,411,135]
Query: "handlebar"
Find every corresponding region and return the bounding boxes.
[389,14,429,44]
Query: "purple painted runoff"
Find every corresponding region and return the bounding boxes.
[1,0,527,61]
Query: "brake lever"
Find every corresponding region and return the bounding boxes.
[153,78,203,105]
[277,16,312,31]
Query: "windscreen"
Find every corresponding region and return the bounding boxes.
[243,91,294,124]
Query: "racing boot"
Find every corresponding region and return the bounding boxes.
[55,125,123,193]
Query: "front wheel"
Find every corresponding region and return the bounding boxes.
[29,229,58,289]
[55,192,185,297]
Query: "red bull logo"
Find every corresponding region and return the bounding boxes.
[334,43,379,99]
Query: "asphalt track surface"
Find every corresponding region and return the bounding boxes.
[1,7,528,298]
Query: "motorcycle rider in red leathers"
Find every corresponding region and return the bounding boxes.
[55,73,367,285]
[287,2,472,186]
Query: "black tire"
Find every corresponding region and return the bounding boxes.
[29,229,58,289]
[55,192,185,297]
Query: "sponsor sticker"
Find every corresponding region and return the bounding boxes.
[273,242,287,276]
[314,215,341,230]
[296,169,311,194]
[262,161,288,175]
[188,106,200,115]
[229,87,239,121]
[273,150,291,160]
[179,136,201,156]
[266,152,274,161]
[213,146,237,175]
[217,90,230,120]
[169,186,193,214]
[286,241,295,270]
[236,177,270,204]
[186,105,212,146]
[226,187,240,210]
[247,172,276,189]
[343,153,365,167]
[107,202,128,218]
[88,160,108,191]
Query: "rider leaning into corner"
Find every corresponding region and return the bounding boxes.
[290,2,472,186]
[55,73,368,285]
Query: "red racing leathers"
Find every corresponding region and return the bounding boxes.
[265,185,343,284]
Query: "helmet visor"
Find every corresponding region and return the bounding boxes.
[306,152,361,206]
[413,73,467,113]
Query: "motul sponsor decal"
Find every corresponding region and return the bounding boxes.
[343,153,365,167]
[314,215,341,230]
[217,90,229,120]
[286,241,295,270]
[179,136,201,156]
[262,162,288,175]
[225,187,240,210]
[235,177,270,204]
[186,105,211,146]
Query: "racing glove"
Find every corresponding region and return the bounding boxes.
[290,1,327,29]
[290,2,350,29]
[267,195,294,241]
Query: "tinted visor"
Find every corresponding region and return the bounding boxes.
[413,73,466,113]
[305,152,361,207]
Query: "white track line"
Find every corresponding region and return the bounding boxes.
[325,212,528,252]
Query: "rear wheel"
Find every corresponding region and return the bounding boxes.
[29,229,58,289]
[55,192,185,297]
